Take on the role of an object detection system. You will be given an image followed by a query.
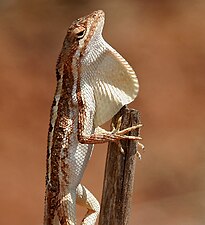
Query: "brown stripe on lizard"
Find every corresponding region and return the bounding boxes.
[44,30,78,224]
[44,10,142,225]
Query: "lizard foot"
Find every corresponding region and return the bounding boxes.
[111,116,144,156]
[111,116,143,140]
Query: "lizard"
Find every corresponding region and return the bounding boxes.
[43,10,141,225]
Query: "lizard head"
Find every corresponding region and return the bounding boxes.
[71,10,105,43]
[60,10,105,57]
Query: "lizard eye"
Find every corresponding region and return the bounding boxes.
[76,30,86,39]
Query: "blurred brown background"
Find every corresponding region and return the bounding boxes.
[1,0,205,224]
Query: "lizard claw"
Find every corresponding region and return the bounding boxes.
[136,142,145,160]
[117,141,125,154]
[116,141,145,158]
[111,116,122,134]
[138,142,145,151]
[136,151,142,160]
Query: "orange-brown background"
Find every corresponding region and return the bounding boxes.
[1,0,205,224]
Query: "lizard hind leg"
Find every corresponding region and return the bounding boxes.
[76,184,100,225]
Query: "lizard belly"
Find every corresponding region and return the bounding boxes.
[60,138,94,189]
[59,94,96,190]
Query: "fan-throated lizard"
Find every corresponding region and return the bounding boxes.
[43,10,141,225]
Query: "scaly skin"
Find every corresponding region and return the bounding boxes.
[43,10,140,225]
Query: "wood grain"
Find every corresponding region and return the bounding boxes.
[99,106,142,225]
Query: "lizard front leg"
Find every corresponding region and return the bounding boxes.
[78,112,142,144]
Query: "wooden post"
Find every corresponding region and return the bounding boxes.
[98,106,142,225]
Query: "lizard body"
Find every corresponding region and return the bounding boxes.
[44,10,140,225]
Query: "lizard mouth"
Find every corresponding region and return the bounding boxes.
[75,10,105,27]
